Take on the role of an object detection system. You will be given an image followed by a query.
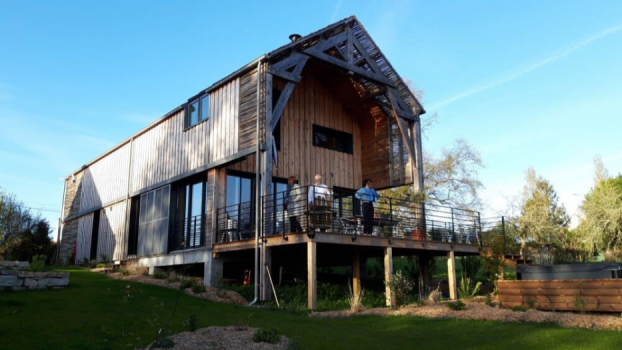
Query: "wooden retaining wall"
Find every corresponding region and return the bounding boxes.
[498,279,622,312]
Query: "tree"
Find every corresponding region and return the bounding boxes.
[382,83,484,211]
[0,188,55,263]
[513,168,570,257]
[577,157,622,261]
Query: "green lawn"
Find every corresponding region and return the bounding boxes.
[0,268,619,350]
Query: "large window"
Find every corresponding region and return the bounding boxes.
[186,94,210,129]
[137,185,171,256]
[313,124,353,154]
[171,176,206,250]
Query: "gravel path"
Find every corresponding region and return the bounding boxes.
[147,326,291,350]
[310,300,622,331]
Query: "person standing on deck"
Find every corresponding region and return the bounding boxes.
[308,174,332,231]
[285,176,303,232]
[355,179,380,235]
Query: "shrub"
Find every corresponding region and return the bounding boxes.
[525,297,536,309]
[457,276,482,300]
[574,295,587,313]
[125,260,149,276]
[428,287,442,304]
[166,270,180,283]
[153,272,168,279]
[96,263,106,269]
[484,294,496,307]
[385,270,415,307]
[182,314,198,332]
[80,257,89,266]
[348,281,365,313]
[157,337,175,348]
[446,300,466,311]
[179,279,193,290]
[120,270,130,276]
[191,281,206,294]
[253,328,280,344]
[30,255,46,272]
[512,305,527,312]
[100,254,109,263]
[460,256,482,280]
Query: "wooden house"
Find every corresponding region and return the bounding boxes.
[58,17,482,309]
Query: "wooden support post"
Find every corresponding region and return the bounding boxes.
[352,249,361,299]
[384,247,395,307]
[307,241,317,310]
[447,250,457,300]
[260,246,272,301]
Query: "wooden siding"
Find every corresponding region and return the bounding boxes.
[498,279,622,312]
[130,79,240,193]
[80,143,131,211]
[229,72,362,189]
[360,106,391,189]
[75,213,94,263]
[96,201,127,261]
[238,68,259,151]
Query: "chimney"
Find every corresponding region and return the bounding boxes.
[289,34,302,42]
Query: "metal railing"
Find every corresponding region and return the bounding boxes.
[169,214,204,251]
[214,186,508,247]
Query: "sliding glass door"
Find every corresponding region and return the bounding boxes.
[170,175,206,251]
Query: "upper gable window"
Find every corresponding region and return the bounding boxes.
[186,94,210,129]
[313,124,353,154]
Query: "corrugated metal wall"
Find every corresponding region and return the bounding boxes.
[97,201,128,261]
[80,143,131,211]
[75,213,94,263]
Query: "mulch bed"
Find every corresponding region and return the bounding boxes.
[146,326,292,350]
[310,300,622,331]
[105,273,248,305]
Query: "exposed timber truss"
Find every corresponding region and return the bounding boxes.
[264,17,424,189]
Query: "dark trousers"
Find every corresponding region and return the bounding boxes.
[362,202,374,234]
[289,216,302,232]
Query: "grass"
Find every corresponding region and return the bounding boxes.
[0,267,620,350]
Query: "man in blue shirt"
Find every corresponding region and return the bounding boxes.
[355,179,380,235]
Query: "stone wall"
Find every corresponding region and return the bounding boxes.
[58,219,79,265]
[0,262,70,291]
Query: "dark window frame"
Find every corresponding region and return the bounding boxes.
[89,210,101,261]
[184,93,210,131]
[312,124,353,154]
[272,88,282,151]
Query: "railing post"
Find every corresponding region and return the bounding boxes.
[451,208,456,243]
[389,198,393,237]
[422,202,427,241]
[477,212,482,247]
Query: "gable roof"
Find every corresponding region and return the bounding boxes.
[67,16,423,177]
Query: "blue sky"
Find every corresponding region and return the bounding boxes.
[1,1,621,236]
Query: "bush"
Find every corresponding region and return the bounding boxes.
[120,270,130,276]
[512,305,527,312]
[100,254,109,263]
[525,297,536,309]
[253,328,280,344]
[96,263,106,269]
[457,276,482,300]
[484,294,496,307]
[179,279,193,290]
[153,272,168,279]
[191,281,206,294]
[183,314,198,332]
[125,260,149,276]
[385,270,415,307]
[446,300,466,311]
[460,256,482,280]
[80,257,89,266]
[30,255,46,272]
[574,295,587,313]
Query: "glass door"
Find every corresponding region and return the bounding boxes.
[226,172,255,240]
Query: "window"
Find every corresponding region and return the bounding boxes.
[137,185,171,256]
[186,94,210,129]
[313,124,353,154]
[170,177,206,251]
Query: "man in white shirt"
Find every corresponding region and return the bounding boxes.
[308,174,332,203]
[308,174,332,231]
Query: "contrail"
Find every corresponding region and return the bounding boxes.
[429,24,622,110]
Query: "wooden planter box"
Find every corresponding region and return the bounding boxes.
[498,279,622,312]
[411,228,425,241]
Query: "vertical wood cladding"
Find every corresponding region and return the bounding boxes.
[228,71,362,190]
[75,213,94,263]
[97,201,128,262]
[80,143,131,211]
[130,78,240,193]
[238,68,259,151]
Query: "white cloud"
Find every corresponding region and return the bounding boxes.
[429,24,622,110]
